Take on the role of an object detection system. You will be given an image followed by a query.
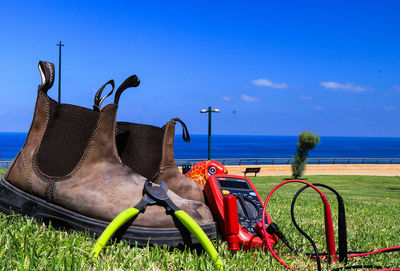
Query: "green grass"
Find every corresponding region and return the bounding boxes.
[1,169,399,270]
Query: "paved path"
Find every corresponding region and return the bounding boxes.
[221,164,400,177]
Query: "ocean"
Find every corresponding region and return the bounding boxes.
[1,133,399,161]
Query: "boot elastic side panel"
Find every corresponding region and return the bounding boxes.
[36,99,99,177]
[116,122,163,181]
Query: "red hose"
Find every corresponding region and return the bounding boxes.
[261,179,337,270]
[346,246,400,258]
[315,246,400,260]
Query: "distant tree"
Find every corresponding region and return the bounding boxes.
[291,131,320,179]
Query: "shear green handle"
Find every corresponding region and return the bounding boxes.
[174,210,223,271]
[92,207,140,257]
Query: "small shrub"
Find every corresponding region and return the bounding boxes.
[291,131,320,179]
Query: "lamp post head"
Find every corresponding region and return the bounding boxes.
[200,106,220,160]
[200,108,220,113]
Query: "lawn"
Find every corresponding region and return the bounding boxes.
[1,168,399,270]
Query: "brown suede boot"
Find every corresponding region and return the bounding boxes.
[116,119,205,203]
[0,61,216,247]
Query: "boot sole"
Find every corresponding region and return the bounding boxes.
[0,177,217,247]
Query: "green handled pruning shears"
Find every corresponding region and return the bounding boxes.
[92,180,223,270]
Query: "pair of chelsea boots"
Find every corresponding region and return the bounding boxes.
[0,61,216,247]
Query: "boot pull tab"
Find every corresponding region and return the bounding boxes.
[93,80,115,111]
[173,118,191,143]
[38,61,55,94]
[114,75,140,104]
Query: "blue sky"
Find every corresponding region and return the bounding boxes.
[0,1,399,136]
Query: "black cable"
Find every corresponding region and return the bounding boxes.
[288,195,323,271]
[265,222,321,271]
[266,222,296,252]
[290,183,399,271]
[291,183,348,263]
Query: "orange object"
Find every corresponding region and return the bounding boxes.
[185,160,228,185]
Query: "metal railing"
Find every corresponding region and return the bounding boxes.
[1,158,399,168]
[175,158,400,166]
[0,161,13,169]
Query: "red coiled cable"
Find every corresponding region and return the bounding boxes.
[262,180,399,271]
[261,179,337,270]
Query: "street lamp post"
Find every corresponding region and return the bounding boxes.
[200,106,220,160]
[56,41,64,103]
